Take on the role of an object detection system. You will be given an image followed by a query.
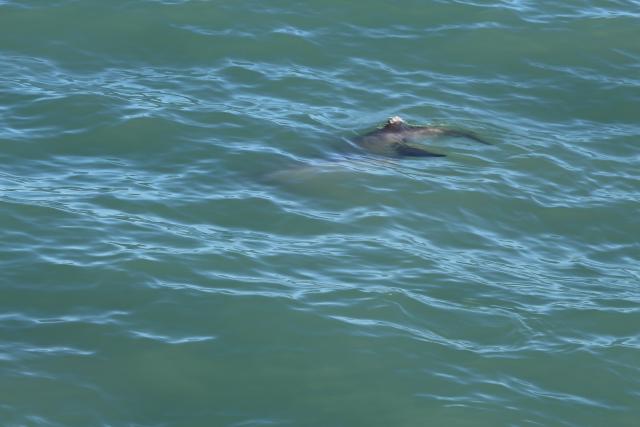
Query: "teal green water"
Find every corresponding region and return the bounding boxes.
[1,1,639,426]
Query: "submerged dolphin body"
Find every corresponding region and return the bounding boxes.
[353,116,489,158]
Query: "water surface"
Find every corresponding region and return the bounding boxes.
[1,1,639,426]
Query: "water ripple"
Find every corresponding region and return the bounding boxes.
[130,330,216,344]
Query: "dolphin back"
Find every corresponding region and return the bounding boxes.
[440,128,492,145]
[394,144,446,157]
[352,117,490,158]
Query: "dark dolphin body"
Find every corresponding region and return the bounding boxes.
[353,116,490,158]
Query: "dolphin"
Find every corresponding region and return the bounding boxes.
[353,116,490,158]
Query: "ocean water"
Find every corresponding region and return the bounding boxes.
[1,0,639,426]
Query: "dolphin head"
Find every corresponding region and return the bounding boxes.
[382,115,407,131]
[387,116,406,125]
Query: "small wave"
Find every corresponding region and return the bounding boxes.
[131,330,216,344]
